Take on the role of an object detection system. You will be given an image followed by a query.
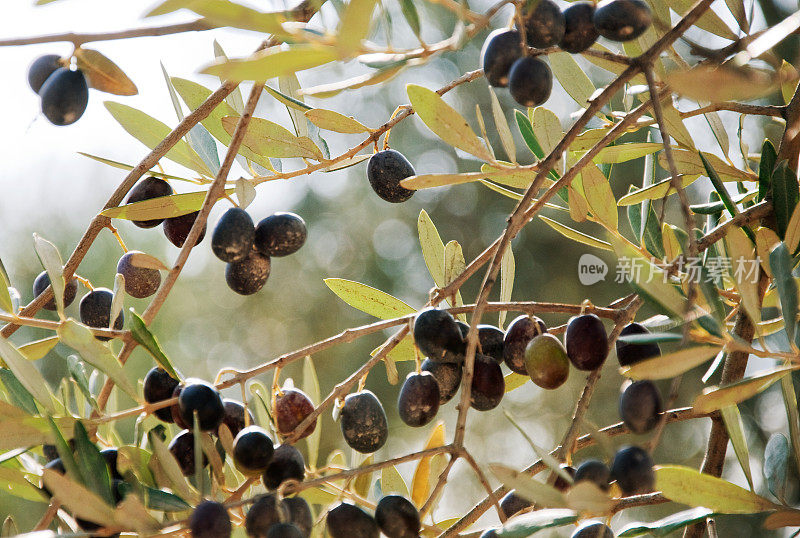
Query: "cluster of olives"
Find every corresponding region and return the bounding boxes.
[481,0,652,107]
[506,312,609,391]
[327,495,421,538]
[33,249,162,339]
[28,54,89,126]
[616,322,664,434]
[126,175,208,246]
[211,207,307,295]
[143,368,315,493]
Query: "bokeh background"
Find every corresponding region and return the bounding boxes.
[1,0,798,535]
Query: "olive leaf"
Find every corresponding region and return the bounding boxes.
[75,48,137,96]
[202,44,339,81]
[324,278,415,320]
[656,465,777,513]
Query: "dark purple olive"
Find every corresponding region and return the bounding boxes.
[503,315,547,374]
[564,314,608,371]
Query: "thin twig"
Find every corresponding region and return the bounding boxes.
[0,20,215,47]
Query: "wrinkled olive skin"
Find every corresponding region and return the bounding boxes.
[565,314,608,371]
[254,212,307,257]
[611,445,655,495]
[593,0,652,42]
[480,29,524,87]
[326,503,380,538]
[398,372,441,427]
[508,57,553,108]
[522,0,566,48]
[340,390,389,453]
[375,495,421,538]
[117,250,161,298]
[619,380,663,434]
[212,207,255,263]
[470,354,505,411]
[366,149,416,203]
[524,333,569,390]
[503,315,547,374]
[225,248,271,295]
[421,359,462,404]
[560,2,599,53]
[616,322,660,367]
[574,459,611,491]
[275,388,317,440]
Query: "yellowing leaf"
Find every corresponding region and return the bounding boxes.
[531,107,562,158]
[582,164,617,229]
[18,336,59,361]
[337,0,379,54]
[784,204,800,255]
[660,150,752,183]
[104,102,210,176]
[617,175,699,205]
[101,189,234,221]
[407,84,493,161]
[170,77,272,169]
[665,0,738,39]
[662,223,683,261]
[489,89,516,163]
[504,372,528,392]
[443,240,465,319]
[587,142,662,164]
[202,44,339,81]
[621,345,723,380]
[666,65,778,103]
[304,109,371,133]
[382,465,409,497]
[549,51,595,107]
[418,210,445,288]
[373,334,416,363]
[694,367,798,413]
[75,48,137,96]
[0,336,56,413]
[656,465,777,513]
[499,245,515,328]
[222,116,323,160]
[182,0,288,33]
[411,421,446,508]
[539,216,613,251]
[324,278,415,320]
[724,227,761,325]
